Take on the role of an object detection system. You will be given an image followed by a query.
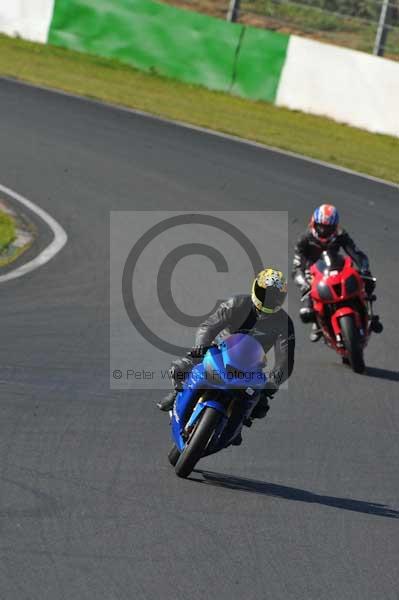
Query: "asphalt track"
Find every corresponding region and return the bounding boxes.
[0,78,398,600]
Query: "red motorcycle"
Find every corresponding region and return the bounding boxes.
[302,251,382,373]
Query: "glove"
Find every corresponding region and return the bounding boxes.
[189,345,213,359]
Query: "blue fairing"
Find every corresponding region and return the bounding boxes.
[186,399,227,429]
[170,338,267,454]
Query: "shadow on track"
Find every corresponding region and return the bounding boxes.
[192,470,399,519]
[364,367,399,382]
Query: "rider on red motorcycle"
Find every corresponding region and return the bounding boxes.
[292,204,380,341]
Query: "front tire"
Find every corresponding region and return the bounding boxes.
[175,407,220,479]
[168,444,180,466]
[340,315,365,374]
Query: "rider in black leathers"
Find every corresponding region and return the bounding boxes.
[292,204,381,341]
[158,268,295,441]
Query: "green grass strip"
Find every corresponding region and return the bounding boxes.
[0,210,16,252]
[0,34,398,184]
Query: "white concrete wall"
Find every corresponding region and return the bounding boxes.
[276,35,399,137]
[0,0,54,43]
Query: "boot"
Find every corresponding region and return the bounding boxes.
[231,432,243,446]
[251,396,270,419]
[371,315,383,334]
[157,390,177,412]
[310,322,322,342]
[299,306,315,324]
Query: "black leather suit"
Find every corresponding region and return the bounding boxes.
[167,295,295,419]
[292,229,370,282]
[193,294,295,389]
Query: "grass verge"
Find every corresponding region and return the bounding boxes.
[0,211,16,253]
[0,34,398,183]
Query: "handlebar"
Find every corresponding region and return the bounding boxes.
[360,274,377,282]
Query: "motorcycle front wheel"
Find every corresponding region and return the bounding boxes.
[340,314,365,374]
[175,407,220,479]
[168,444,180,466]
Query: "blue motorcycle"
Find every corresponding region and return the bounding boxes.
[168,333,268,478]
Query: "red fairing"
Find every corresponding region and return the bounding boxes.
[309,255,369,356]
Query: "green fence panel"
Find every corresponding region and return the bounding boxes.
[49,0,243,93]
[232,27,289,102]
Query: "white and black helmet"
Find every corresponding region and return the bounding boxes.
[251,268,287,314]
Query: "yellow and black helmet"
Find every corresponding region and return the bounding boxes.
[251,268,287,314]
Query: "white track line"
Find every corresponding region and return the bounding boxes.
[0,183,67,283]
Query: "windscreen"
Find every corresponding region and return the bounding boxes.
[315,252,345,273]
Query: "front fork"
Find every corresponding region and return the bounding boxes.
[184,393,258,453]
[330,307,360,348]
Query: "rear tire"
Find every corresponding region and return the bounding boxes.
[168,445,180,467]
[175,407,220,479]
[340,315,365,374]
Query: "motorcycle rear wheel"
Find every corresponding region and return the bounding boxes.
[175,407,220,479]
[340,315,365,374]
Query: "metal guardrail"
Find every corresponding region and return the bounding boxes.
[167,0,399,58]
[234,0,399,56]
